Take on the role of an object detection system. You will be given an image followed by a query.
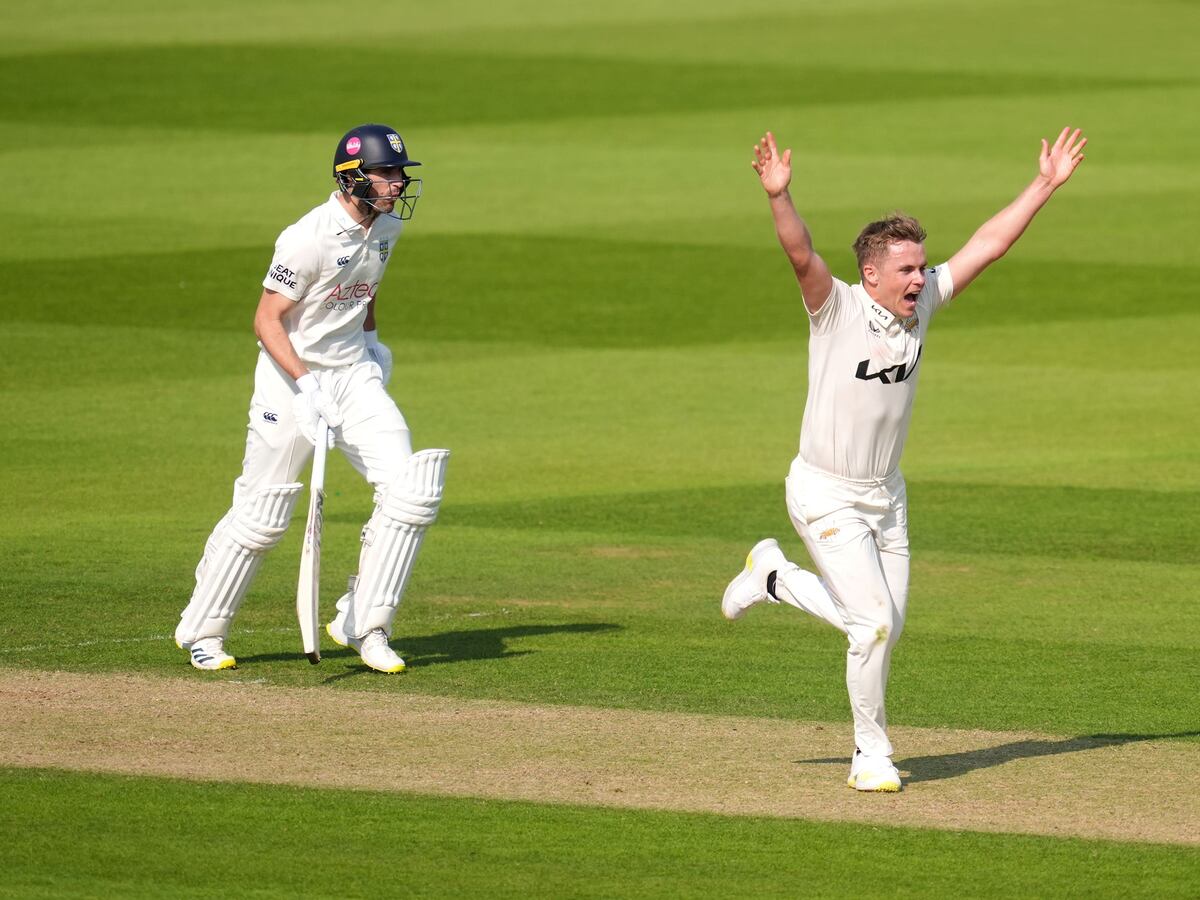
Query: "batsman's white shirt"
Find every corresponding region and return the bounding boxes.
[799,265,955,480]
[262,192,404,367]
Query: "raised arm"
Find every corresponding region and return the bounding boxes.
[947,127,1087,296]
[753,132,833,315]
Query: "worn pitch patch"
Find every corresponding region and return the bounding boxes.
[1,668,1196,845]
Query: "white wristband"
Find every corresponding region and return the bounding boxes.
[296,373,319,394]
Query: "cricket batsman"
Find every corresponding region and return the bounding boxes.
[175,124,449,673]
[722,128,1087,791]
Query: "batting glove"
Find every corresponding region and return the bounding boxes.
[364,330,393,386]
[293,373,342,449]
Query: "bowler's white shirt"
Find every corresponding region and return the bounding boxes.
[799,265,954,480]
[262,192,404,368]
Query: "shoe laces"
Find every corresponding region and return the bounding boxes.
[361,628,389,652]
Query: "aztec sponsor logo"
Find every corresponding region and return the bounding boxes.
[867,320,882,335]
[262,411,279,424]
[336,255,350,267]
[379,239,389,262]
[386,133,403,153]
[323,280,377,310]
[855,345,922,384]
[346,136,361,155]
[268,264,298,290]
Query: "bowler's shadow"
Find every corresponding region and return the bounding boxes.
[321,621,620,673]
[799,730,1199,783]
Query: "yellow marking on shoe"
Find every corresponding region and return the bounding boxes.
[855,778,901,793]
[745,551,754,571]
[325,622,348,648]
[369,661,406,674]
[216,658,237,671]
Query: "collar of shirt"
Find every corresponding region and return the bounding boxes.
[326,191,371,236]
[854,283,918,335]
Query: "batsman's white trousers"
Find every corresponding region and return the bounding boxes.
[177,350,412,643]
[784,456,909,759]
[238,350,413,498]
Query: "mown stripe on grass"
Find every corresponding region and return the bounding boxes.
[0,47,1173,132]
[2,669,1197,846]
[3,766,1198,899]
[442,480,1199,565]
[5,241,1191,346]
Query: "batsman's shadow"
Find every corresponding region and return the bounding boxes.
[320,621,621,677]
[798,730,1200,784]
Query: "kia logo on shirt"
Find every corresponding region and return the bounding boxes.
[855,346,923,384]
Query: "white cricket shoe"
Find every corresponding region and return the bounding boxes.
[325,600,351,648]
[182,636,236,671]
[847,751,902,792]
[721,538,786,620]
[327,613,406,674]
[354,629,406,674]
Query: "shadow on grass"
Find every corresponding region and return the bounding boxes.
[898,731,1200,784]
[802,730,1200,783]
[265,622,623,681]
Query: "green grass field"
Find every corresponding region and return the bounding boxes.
[2,0,1198,896]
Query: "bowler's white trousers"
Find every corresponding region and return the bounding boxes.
[176,350,412,644]
[777,456,910,759]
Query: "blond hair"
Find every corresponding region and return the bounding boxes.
[852,213,927,273]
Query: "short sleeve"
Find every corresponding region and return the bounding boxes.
[809,277,856,336]
[924,263,955,315]
[261,223,317,301]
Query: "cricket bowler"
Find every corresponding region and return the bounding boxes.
[722,128,1087,791]
[175,124,449,673]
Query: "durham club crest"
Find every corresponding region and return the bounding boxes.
[379,239,389,262]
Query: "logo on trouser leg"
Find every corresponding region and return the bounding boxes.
[819,527,840,540]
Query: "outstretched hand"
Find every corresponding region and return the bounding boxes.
[1040,127,1087,188]
[752,131,792,197]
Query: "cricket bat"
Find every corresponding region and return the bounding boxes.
[296,419,328,664]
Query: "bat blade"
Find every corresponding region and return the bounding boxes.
[296,420,329,664]
[296,487,323,663]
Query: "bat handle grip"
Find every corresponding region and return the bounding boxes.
[312,419,330,490]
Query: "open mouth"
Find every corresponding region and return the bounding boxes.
[903,292,919,304]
